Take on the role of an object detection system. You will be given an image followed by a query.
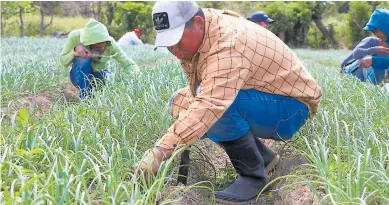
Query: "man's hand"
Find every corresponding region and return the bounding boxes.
[377,46,389,54]
[359,57,373,68]
[134,147,168,177]
[74,45,91,59]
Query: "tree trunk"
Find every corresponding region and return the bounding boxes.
[302,26,309,47]
[296,27,303,46]
[278,32,286,42]
[106,2,116,31]
[40,4,44,37]
[44,12,54,30]
[97,1,102,22]
[143,29,150,44]
[91,2,96,19]
[83,2,89,17]
[1,16,5,37]
[19,6,24,37]
[39,2,54,37]
[313,18,338,48]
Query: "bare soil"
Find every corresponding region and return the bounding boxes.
[1,83,79,120]
[164,139,327,205]
[1,83,328,205]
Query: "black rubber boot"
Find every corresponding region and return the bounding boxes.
[215,130,268,203]
[254,137,280,174]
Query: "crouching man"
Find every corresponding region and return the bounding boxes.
[60,19,139,98]
[139,1,322,203]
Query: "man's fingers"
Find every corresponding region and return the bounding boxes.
[359,58,372,68]
[359,61,364,68]
[380,48,389,54]
[81,51,89,59]
[75,47,90,58]
[130,162,157,182]
[83,49,90,56]
[361,61,366,67]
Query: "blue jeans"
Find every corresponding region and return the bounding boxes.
[343,58,386,85]
[170,89,309,142]
[69,57,110,98]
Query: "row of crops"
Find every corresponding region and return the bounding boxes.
[1,38,388,204]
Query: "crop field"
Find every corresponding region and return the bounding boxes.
[1,38,388,204]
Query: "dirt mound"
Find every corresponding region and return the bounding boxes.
[1,83,79,119]
[165,139,326,205]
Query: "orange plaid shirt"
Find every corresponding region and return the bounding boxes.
[157,9,322,151]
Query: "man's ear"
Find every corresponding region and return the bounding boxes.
[193,16,204,30]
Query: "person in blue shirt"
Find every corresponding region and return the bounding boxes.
[249,11,274,30]
[341,9,389,85]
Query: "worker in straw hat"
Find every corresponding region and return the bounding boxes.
[60,19,139,99]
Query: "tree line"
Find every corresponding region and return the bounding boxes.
[1,1,388,48]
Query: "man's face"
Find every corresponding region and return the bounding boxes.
[373,29,387,41]
[255,21,269,29]
[90,42,107,52]
[167,16,204,61]
[379,39,388,47]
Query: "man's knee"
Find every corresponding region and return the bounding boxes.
[272,108,309,141]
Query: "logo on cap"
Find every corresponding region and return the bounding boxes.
[153,12,170,30]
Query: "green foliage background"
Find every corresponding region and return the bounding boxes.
[1,1,388,47]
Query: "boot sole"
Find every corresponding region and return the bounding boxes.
[215,188,270,204]
[215,193,260,204]
[265,154,280,174]
[215,197,253,204]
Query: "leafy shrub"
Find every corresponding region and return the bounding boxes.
[346,2,371,49]
[265,2,297,35]
[307,23,328,49]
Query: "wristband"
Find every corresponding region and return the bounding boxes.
[154,146,167,159]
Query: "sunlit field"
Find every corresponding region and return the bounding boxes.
[1,38,388,204]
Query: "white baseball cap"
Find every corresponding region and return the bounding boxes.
[152,1,199,49]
